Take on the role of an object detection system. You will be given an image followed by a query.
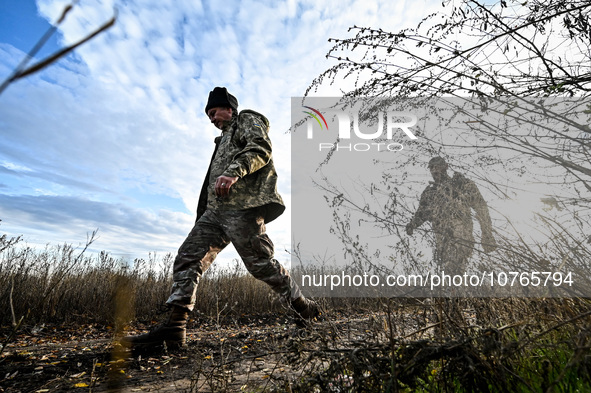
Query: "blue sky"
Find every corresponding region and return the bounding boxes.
[0,0,437,264]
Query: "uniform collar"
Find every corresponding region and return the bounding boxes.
[220,114,238,134]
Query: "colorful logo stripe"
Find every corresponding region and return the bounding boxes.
[303,106,328,130]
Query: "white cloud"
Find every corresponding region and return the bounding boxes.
[1,0,440,264]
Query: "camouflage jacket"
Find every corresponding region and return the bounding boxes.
[196,110,285,223]
[409,172,493,242]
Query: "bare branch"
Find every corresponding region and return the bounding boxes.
[0,2,116,95]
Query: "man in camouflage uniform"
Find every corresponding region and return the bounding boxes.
[406,157,496,275]
[122,87,319,349]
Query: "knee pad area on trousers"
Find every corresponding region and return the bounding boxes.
[249,233,275,259]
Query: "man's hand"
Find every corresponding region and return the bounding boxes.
[215,175,239,198]
[406,223,414,236]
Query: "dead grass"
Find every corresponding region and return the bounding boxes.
[1,234,591,392]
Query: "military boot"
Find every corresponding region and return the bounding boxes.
[291,296,321,326]
[120,306,188,350]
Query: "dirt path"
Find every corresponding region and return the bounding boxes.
[1,310,411,392]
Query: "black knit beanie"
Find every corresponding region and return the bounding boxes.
[205,87,238,114]
[428,156,447,168]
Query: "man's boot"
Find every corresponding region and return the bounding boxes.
[120,306,188,349]
[291,296,321,326]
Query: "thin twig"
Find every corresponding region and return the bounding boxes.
[0,3,116,95]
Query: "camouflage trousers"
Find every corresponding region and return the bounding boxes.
[166,208,302,311]
[434,227,475,277]
[432,234,475,298]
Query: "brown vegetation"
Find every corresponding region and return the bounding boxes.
[1,234,591,392]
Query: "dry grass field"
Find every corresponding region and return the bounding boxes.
[1,236,591,392]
